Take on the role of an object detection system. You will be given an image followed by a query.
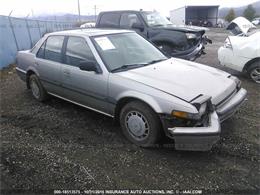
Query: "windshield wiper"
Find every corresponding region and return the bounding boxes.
[151,24,164,27]
[111,63,148,73]
[147,58,167,64]
[111,59,167,73]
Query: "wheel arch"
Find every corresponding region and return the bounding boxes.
[26,70,36,89]
[242,57,260,72]
[114,96,162,124]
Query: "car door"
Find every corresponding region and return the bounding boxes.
[61,36,109,114]
[35,35,64,95]
[119,13,147,38]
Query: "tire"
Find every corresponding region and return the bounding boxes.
[29,74,48,101]
[119,101,162,147]
[248,61,260,84]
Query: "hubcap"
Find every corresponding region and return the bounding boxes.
[125,111,150,140]
[250,67,260,83]
[30,79,40,99]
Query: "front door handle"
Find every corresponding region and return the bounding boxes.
[63,69,70,75]
[63,69,71,77]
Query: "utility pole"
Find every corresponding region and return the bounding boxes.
[94,5,97,22]
[9,10,13,16]
[78,0,81,23]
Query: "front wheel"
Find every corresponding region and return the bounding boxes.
[248,61,260,84]
[119,101,162,147]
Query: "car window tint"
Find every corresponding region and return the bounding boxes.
[44,36,64,63]
[120,13,141,28]
[99,13,120,27]
[36,41,46,58]
[65,37,96,67]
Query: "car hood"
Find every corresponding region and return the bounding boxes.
[152,24,205,35]
[118,58,236,104]
[227,17,256,35]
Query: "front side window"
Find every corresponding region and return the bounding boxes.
[92,33,167,72]
[44,36,64,63]
[142,12,172,27]
[65,37,96,67]
[120,13,142,28]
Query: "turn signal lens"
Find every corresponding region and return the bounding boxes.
[171,111,188,118]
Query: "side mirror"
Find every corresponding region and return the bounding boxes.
[79,60,101,73]
[132,23,144,31]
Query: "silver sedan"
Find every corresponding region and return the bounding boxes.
[16,29,247,151]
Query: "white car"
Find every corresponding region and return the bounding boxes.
[80,22,96,28]
[252,18,260,25]
[218,17,260,83]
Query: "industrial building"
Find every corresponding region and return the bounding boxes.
[170,5,219,26]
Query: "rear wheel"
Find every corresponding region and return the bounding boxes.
[248,61,260,84]
[29,74,48,101]
[119,101,162,147]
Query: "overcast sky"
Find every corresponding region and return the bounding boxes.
[0,0,259,17]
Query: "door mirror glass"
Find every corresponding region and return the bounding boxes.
[132,23,144,31]
[79,61,100,73]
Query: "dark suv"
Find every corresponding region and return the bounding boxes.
[95,10,211,60]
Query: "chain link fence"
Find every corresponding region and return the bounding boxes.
[0,15,76,69]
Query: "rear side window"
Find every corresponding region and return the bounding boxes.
[99,13,120,27]
[65,37,96,67]
[120,13,141,28]
[43,36,64,63]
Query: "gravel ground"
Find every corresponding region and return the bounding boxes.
[0,28,259,195]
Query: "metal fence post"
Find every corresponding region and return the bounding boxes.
[8,16,19,51]
[25,18,33,48]
[37,20,42,37]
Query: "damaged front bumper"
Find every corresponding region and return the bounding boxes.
[168,111,220,151]
[163,88,247,151]
[175,36,212,61]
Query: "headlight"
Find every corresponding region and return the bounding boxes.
[171,103,207,120]
[171,111,200,120]
[186,33,197,39]
[198,103,207,115]
[229,75,241,89]
[224,37,232,49]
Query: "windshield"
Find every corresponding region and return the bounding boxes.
[92,33,167,72]
[142,12,172,27]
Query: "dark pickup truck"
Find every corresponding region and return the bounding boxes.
[95,10,211,60]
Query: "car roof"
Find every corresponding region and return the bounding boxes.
[47,28,133,37]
